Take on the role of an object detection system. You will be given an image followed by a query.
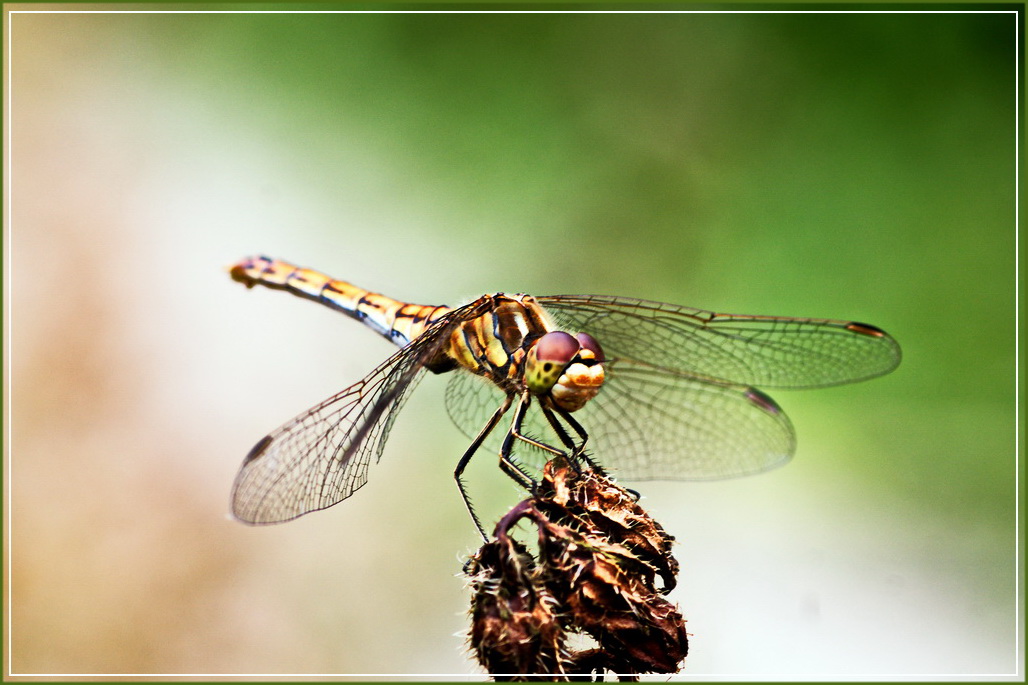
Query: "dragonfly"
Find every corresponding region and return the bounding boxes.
[229,255,901,537]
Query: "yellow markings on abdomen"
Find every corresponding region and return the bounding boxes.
[230,256,450,348]
[231,259,571,396]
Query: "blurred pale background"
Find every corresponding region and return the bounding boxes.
[4,7,1019,679]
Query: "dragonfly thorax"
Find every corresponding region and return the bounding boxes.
[442,295,606,412]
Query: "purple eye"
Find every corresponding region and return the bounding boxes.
[575,332,604,362]
[534,331,580,364]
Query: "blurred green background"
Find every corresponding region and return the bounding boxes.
[6,7,1017,678]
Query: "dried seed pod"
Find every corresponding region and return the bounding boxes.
[535,460,679,593]
[467,518,568,679]
[536,516,688,674]
[467,458,689,680]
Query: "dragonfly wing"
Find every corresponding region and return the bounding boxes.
[538,295,901,389]
[445,371,505,449]
[444,371,555,471]
[231,302,482,525]
[577,359,796,481]
[444,357,793,481]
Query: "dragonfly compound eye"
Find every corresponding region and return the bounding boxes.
[526,331,580,394]
[575,332,604,363]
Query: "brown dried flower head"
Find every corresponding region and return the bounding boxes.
[466,458,688,680]
[467,529,568,678]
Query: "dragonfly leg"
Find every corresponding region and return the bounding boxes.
[455,394,514,540]
[539,404,586,474]
[498,393,547,491]
[500,391,589,493]
[548,404,605,473]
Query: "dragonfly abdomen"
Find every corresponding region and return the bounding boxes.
[230,256,451,346]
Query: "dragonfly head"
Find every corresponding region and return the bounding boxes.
[525,331,606,411]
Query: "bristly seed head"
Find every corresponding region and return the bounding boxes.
[465,458,688,680]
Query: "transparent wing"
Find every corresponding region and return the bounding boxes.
[232,300,485,524]
[445,358,794,481]
[537,295,901,389]
[571,359,794,480]
[444,371,555,474]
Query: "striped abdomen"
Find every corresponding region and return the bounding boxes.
[229,256,452,346]
[229,257,579,399]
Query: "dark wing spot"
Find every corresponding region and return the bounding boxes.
[745,388,783,416]
[846,322,886,338]
[242,434,273,465]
